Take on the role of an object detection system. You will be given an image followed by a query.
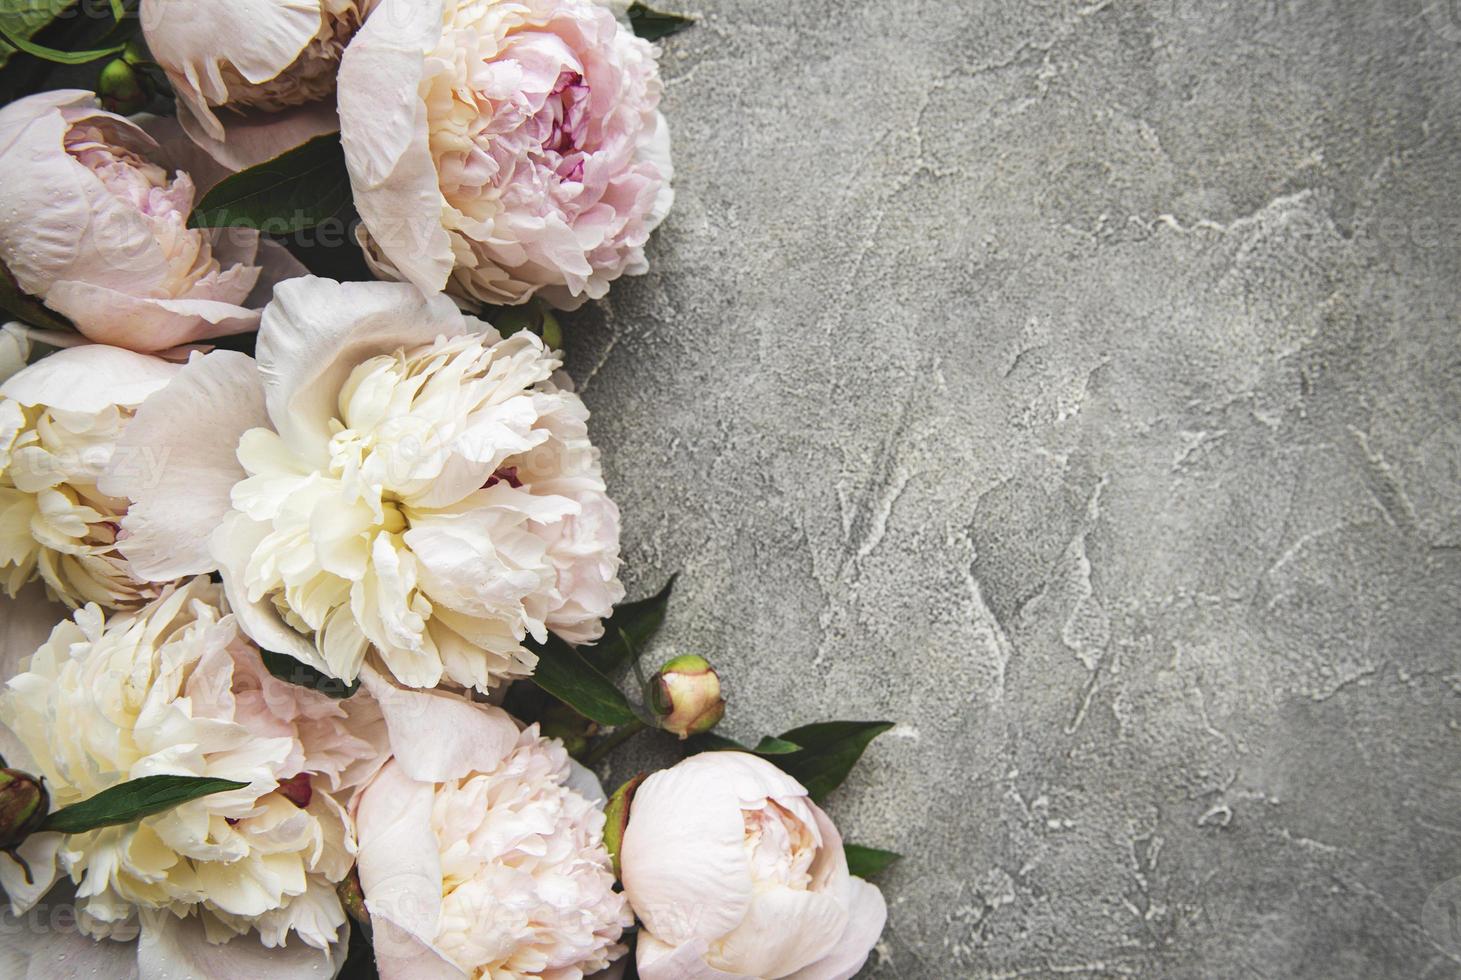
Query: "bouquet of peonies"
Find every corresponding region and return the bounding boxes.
[0,2,893,978]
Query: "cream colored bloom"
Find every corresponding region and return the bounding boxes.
[142,0,377,169]
[105,277,623,693]
[0,346,181,609]
[355,712,630,979]
[620,753,887,980]
[0,577,377,952]
[339,0,673,309]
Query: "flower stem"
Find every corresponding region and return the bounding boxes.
[582,719,647,767]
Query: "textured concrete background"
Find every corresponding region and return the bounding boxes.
[567,1,1461,976]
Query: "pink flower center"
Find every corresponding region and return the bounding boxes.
[276,773,313,809]
[542,70,590,181]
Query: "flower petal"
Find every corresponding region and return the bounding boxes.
[136,907,346,980]
[783,877,888,980]
[0,884,139,980]
[708,882,849,978]
[358,667,519,783]
[176,99,343,173]
[635,934,743,980]
[43,285,261,352]
[337,0,455,295]
[0,344,180,413]
[620,755,757,947]
[256,277,470,460]
[100,350,264,580]
[141,0,326,140]
[0,833,62,916]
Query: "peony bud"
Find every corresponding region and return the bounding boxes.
[601,773,646,879]
[98,58,147,115]
[649,654,725,739]
[0,768,48,865]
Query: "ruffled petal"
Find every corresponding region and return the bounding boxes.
[43,285,262,353]
[256,277,470,461]
[708,882,849,978]
[635,934,744,980]
[100,350,264,580]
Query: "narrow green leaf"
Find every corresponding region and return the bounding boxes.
[626,1,693,41]
[0,24,122,64]
[189,132,352,233]
[843,843,901,879]
[773,720,893,802]
[0,0,75,70]
[42,775,247,835]
[106,0,122,20]
[531,635,638,726]
[751,736,801,755]
[0,259,73,332]
[583,575,676,673]
[259,649,359,700]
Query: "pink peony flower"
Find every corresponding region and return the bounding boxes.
[142,0,377,170]
[352,676,630,980]
[338,0,674,309]
[620,752,888,980]
[0,92,301,353]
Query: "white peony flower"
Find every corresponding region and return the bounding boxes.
[353,699,630,980]
[103,276,623,693]
[0,577,378,957]
[620,753,887,980]
[0,345,182,610]
[339,0,674,309]
[142,0,378,170]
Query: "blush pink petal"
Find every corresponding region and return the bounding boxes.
[784,877,889,980]
[176,99,344,173]
[100,349,265,580]
[358,667,519,783]
[136,910,347,980]
[0,344,180,414]
[635,935,743,980]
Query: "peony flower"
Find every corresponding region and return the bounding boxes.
[0,577,379,972]
[620,753,887,980]
[352,682,630,980]
[338,0,674,309]
[142,1,378,170]
[0,345,184,610]
[0,91,301,353]
[103,276,624,693]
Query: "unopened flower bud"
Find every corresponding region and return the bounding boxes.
[99,58,148,115]
[337,868,370,929]
[602,773,645,879]
[0,768,47,853]
[650,654,725,739]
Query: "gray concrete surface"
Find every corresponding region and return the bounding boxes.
[566,1,1461,976]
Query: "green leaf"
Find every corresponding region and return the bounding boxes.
[0,0,75,70]
[0,259,73,332]
[583,575,676,674]
[189,132,352,233]
[259,650,360,700]
[530,635,638,726]
[626,1,693,41]
[41,775,247,835]
[0,25,122,64]
[687,733,800,755]
[843,843,901,879]
[772,720,893,802]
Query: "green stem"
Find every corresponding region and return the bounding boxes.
[582,719,647,767]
